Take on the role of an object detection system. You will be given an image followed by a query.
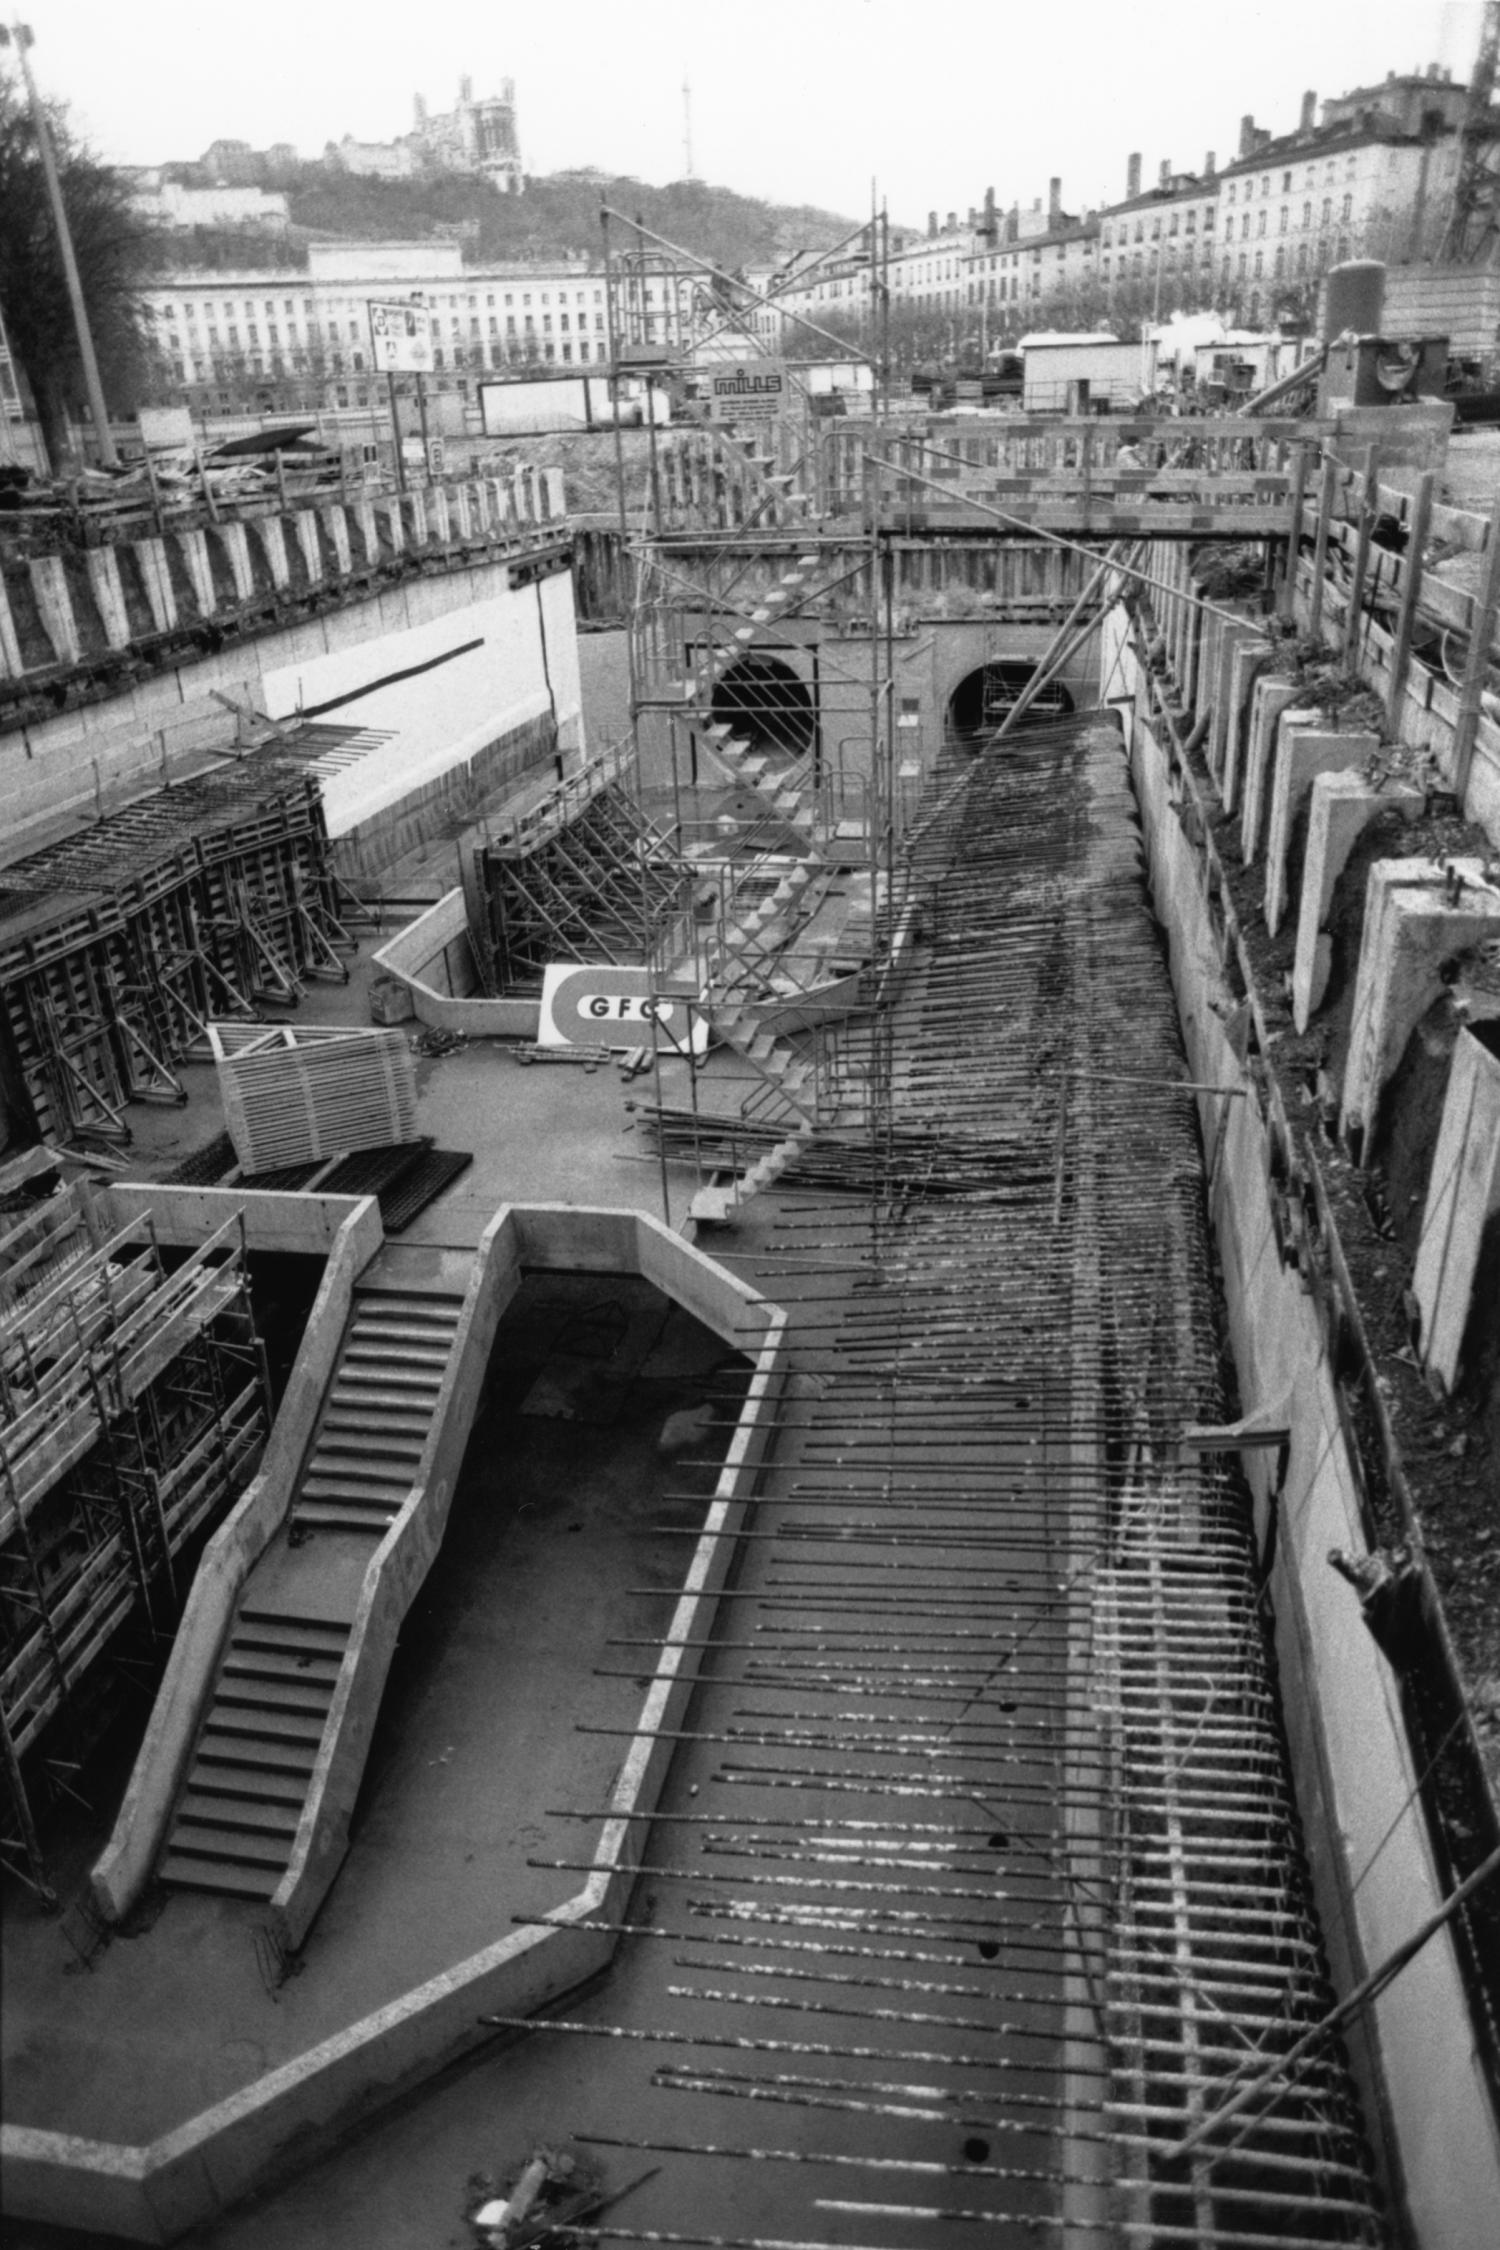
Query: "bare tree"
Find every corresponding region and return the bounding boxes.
[0,67,161,459]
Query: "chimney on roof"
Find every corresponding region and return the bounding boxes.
[946,209,957,230]
[1127,151,1142,197]
[459,73,473,103]
[1049,175,1062,220]
[1159,158,1171,187]
[1427,61,1440,80]
[928,210,937,237]
[1239,113,1256,158]
[1204,149,1216,178]
[1300,89,1317,131]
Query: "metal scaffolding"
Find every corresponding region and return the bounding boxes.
[0,1150,270,1902]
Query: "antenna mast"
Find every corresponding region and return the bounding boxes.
[683,79,694,181]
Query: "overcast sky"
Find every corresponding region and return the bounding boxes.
[19,0,1483,224]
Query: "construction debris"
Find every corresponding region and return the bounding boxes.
[468,2146,605,2248]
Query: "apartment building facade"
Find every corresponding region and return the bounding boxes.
[140,241,699,416]
[764,62,1481,362]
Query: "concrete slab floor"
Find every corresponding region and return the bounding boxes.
[113,933,707,1241]
[1,1273,748,2147]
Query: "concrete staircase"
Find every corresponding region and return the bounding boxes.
[158,1280,466,1900]
[672,551,834,849]
[690,1120,812,1227]
[295,1292,464,1535]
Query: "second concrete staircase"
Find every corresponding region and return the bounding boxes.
[159,1263,470,1904]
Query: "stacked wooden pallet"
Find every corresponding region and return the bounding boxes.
[209,1024,418,1172]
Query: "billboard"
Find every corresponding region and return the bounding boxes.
[704,361,788,423]
[367,299,434,375]
[539,963,707,1055]
[478,374,669,436]
[138,405,195,451]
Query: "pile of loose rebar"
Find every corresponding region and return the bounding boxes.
[498,713,1386,2249]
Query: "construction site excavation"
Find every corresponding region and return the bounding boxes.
[3,232,1500,2250]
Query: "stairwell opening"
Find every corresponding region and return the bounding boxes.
[710,653,816,762]
[947,659,1074,744]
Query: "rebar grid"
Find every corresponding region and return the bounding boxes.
[507,711,1384,2248]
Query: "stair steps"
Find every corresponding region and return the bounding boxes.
[158,1284,468,1902]
[690,1123,812,1227]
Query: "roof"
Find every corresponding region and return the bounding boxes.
[973,219,1099,257]
[1216,111,1420,179]
[1020,329,1133,348]
[1098,178,1216,221]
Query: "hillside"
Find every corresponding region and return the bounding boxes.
[161,166,857,275]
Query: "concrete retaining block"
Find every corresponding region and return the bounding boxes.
[175,530,211,620]
[136,538,177,637]
[1412,1025,1500,1390]
[1291,774,1426,1031]
[327,506,352,576]
[257,515,291,591]
[1341,858,1500,1147]
[1265,725,1380,937]
[30,554,81,665]
[216,521,255,604]
[293,510,321,586]
[1238,680,1305,862]
[0,571,24,676]
[85,548,133,650]
[1222,638,1275,814]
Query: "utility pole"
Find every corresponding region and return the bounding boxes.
[1,21,117,465]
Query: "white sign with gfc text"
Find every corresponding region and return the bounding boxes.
[705,361,788,424]
[539,963,707,1054]
[368,299,434,375]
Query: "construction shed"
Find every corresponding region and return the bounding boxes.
[1021,331,1157,412]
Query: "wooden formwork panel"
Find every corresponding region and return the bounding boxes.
[0,764,351,1141]
[209,1023,418,1172]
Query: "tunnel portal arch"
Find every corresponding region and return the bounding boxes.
[946,660,1075,741]
[710,652,816,761]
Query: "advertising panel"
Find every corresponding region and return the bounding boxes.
[704,361,788,424]
[539,963,707,1054]
[368,299,434,375]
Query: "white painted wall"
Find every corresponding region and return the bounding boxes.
[259,568,583,838]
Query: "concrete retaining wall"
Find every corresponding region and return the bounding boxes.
[0,474,564,691]
[1123,633,1500,2247]
[371,888,538,1037]
[2,538,575,867]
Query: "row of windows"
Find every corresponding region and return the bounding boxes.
[159,284,613,326]
[1100,207,1215,246]
[1224,152,1365,202]
[173,335,601,383]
